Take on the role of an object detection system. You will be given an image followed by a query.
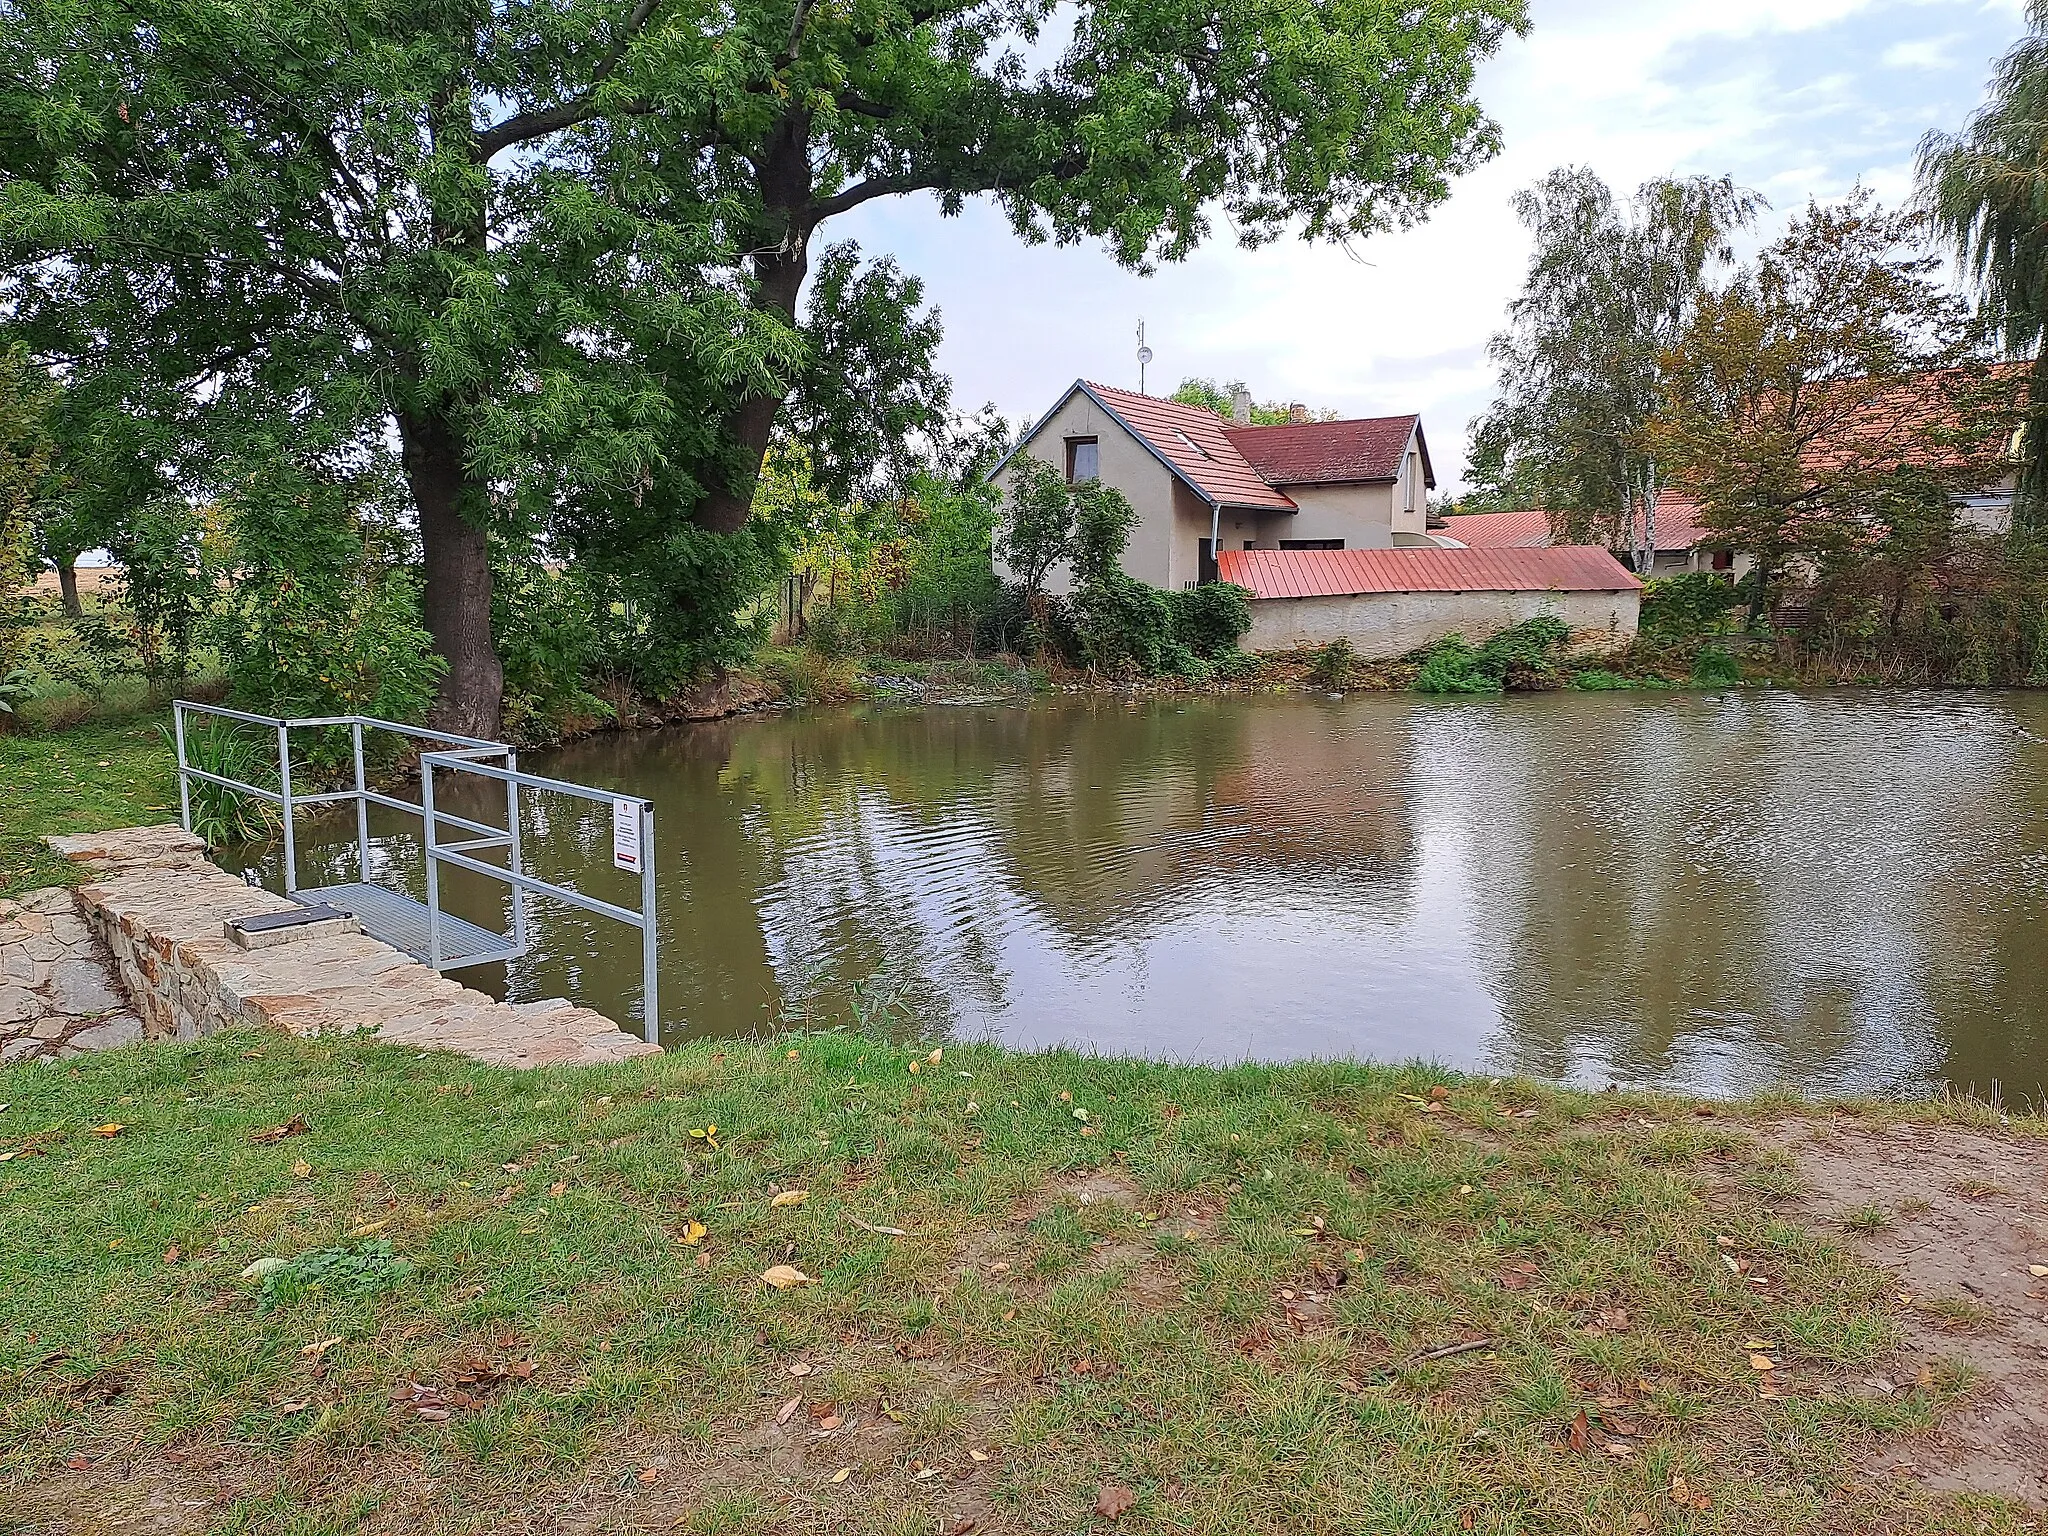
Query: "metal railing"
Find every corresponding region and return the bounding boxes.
[170,701,660,1042]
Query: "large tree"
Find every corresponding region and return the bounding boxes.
[1918,0,2048,527]
[1,0,1526,736]
[1468,167,1761,566]
[1643,194,2019,615]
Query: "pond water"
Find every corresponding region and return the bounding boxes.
[265,690,2048,1099]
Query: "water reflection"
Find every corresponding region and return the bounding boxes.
[270,691,2048,1099]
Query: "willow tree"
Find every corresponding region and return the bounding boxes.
[1468,168,1761,567]
[2,0,1526,735]
[1918,0,2048,527]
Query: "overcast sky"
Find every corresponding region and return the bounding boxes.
[835,0,2028,491]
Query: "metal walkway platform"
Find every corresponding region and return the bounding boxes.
[296,882,526,970]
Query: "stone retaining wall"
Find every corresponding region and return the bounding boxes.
[44,825,659,1069]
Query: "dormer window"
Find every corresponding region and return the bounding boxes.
[1066,437,1099,482]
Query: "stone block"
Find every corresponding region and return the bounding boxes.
[0,984,39,1025]
[67,1013,142,1051]
[1,1037,41,1066]
[29,1018,66,1041]
[48,959,126,1016]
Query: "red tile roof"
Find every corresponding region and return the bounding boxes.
[1436,509,1554,548]
[1079,382,1297,511]
[1217,545,1641,600]
[1223,415,1429,487]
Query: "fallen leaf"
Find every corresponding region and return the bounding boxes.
[680,1220,708,1245]
[1749,1354,1776,1371]
[300,1337,343,1359]
[789,1361,813,1377]
[348,1218,390,1237]
[277,1398,311,1415]
[830,1466,851,1484]
[65,1455,91,1471]
[239,1255,289,1281]
[969,1448,990,1462]
[292,1159,311,1179]
[928,1048,943,1064]
[772,1189,809,1208]
[248,1116,308,1145]
[776,1396,800,1425]
[636,1467,660,1484]
[548,1181,566,1198]
[162,1245,180,1265]
[1670,1474,1691,1505]
[762,1265,811,1289]
[1093,1484,1137,1520]
[817,1414,843,1431]
[91,1123,124,1138]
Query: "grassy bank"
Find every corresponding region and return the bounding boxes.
[3,1030,2040,1534]
[0,713,177,896]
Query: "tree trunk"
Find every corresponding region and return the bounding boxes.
[399,406,503,739]
[56,561,80,618]
[692,113,814,534]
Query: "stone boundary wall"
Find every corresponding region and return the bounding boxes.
[46,825,659,1069]
[1243,588,1638,658]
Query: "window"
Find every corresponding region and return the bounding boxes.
[1173,428,1212,459]
[1066,437,1099,483]
[1711,550,1734,571]
[1279,538,1345,551]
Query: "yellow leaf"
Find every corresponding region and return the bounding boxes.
[300,1336,343,1359]
[772,1189,809,1208]
[292,1159,311,1179]
[91,1123,125,1138]
[762,1264,812,1289]
[927,1048,942,1064]
[908,1060,922,1074]
[829,1466,851,1484]
[348,1218,390,1237]
[1749,1354,1776,1371]
[680,1220,708,1245]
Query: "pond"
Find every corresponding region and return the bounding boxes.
[263,690,2048,1100]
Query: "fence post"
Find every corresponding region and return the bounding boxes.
[173,701,192,834]
[421,757,443,970]
[639,800,658,1045]
[277,720,297,895]
[505,749,528,955]
[352,720,370,884]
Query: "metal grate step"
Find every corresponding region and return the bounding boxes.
[295,883,525,970]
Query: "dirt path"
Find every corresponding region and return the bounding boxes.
[1761,1116,2048,1503]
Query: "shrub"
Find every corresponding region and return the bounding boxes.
[1413,616,1574,694]
[1690,646,1742,687]
[1640,571,1740,641]
[1165,582,1253,659]
[1569,668,1631,690]
[1305,637,1361,691]
[1072,571,1174,673]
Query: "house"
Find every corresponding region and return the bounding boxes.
[1218,546,1641,655]
[1444,504,1749,578]
[991,379,1443,593]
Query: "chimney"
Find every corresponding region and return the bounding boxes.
[1230,384,1252,425]
[1288,402,1308,424]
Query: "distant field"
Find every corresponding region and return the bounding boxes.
[18,566,123,597]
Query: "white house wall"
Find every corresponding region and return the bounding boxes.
[992,390,1179,593]
[1242,589,1640,658]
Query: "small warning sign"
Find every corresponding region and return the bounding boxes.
[612,798,642,873]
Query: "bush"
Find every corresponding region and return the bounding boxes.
[1164,582,1253,659]
[495,562,613,739]
[1640,571,1740,641]
[1305,637,1360,691]
[1412,616,1574,694]
[1569,668,1632,690]
[1072,572,1174,673]
[1689,646,1742,687]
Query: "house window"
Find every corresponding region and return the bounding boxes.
[1711,550,1734,571]
[1279,538,1344,551]
[1066,437,1099,483]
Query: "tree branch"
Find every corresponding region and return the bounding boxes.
[475,0,662,159]
[808,173,935,221]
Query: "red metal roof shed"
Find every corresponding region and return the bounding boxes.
[1217,546,1641,600]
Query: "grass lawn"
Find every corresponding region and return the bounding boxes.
[3,1029,2039,1535]
[0,712,179,897]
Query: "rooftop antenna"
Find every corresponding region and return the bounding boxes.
[1136,318,1153,395]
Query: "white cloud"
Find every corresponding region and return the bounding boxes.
[838,0,2027,489]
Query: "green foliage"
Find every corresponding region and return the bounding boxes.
[1690,647,1743,687]
[257,1240,412,1312]
[0,665,33,716]
[1305,637,1362,691]
[994,458,1081,598]
[1412,616,1574,693]
[888,481,1003,654]
[1164,583,1254,660]
[1470,168,1762,552]
[1170,379,1336,425]
[1568,667,1631,690]
[210,467,442,721]
[1641,572,1741,641]
[172,718,281,848]
[493,563,613,740]
[1072,572,1176,673]
[111,502,214,691]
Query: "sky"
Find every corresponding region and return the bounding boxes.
[834,0,2030,491]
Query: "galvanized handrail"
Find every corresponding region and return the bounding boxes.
[170,701,661,1042]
